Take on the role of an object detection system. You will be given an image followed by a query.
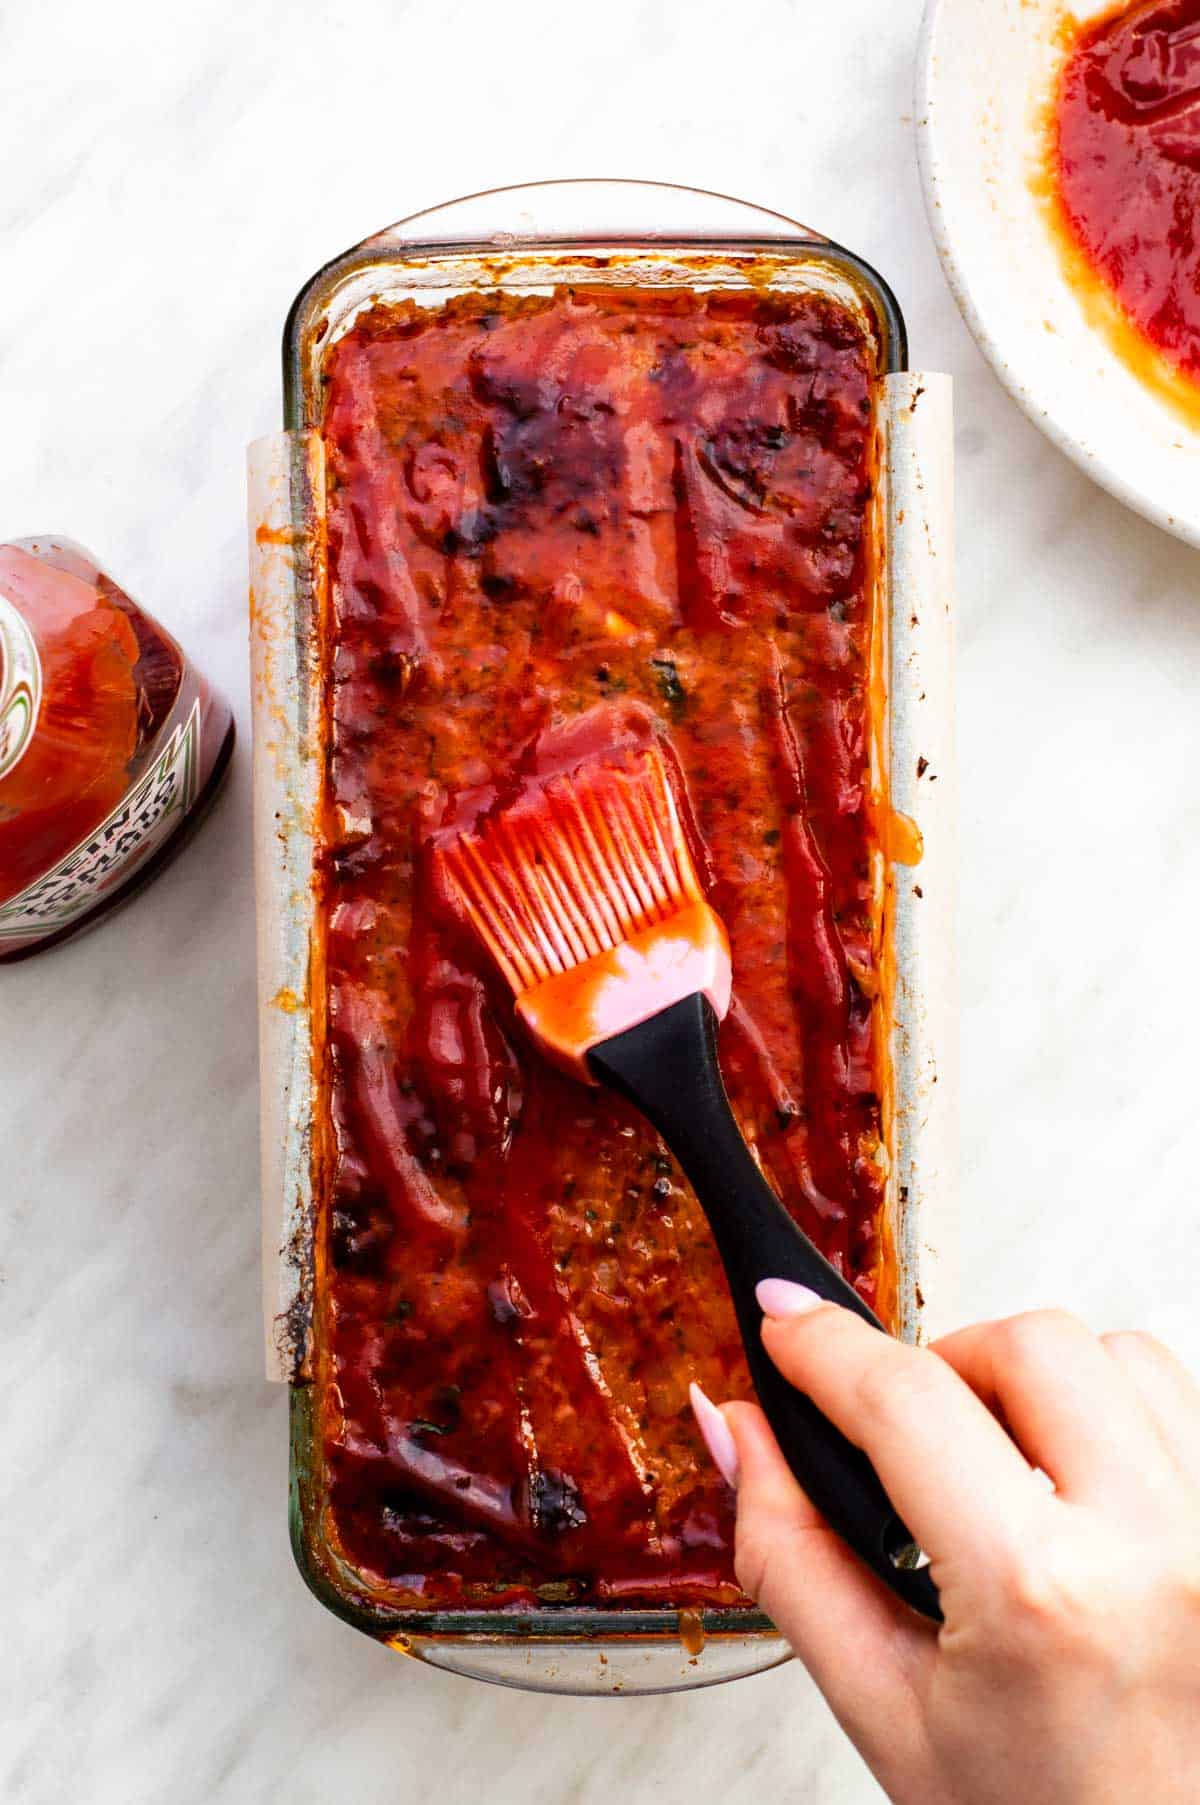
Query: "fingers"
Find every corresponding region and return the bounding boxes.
[933,1311,1174,1503]
[756,1286,1048,1565]
[714,1395,933,1766]
[1101,1331,1200,1488]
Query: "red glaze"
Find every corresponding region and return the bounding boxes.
[318,286,890,1609]
[1052,0,1200,387]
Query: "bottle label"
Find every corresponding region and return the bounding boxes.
[0,592,44,781]
[0,689,203,941]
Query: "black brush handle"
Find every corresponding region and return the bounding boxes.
[589,992,941,1622]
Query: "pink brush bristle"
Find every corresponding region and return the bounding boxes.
[440,746,704,1000]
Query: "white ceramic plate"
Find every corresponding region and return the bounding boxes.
[918,0,1200,547]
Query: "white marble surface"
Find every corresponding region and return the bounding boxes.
[3,1,1199,1800]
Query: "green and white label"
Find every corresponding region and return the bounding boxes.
[0,592,43,781]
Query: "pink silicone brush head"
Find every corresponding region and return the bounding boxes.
[436,739,731,1081]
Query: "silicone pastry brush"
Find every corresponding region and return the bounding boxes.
[436,738,941,1620]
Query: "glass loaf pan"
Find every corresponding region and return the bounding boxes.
[248,181,957,1695]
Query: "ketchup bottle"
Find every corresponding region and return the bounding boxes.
[0,537,234,961]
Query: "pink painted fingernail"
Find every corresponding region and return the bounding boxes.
[689,1382,739,1489]
[756,1278,825,1318]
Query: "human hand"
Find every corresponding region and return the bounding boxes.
[691,1286,1200,1804]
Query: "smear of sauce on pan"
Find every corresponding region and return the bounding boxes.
[678,1607,707,1657]
[1044,0,1200,423]
[317,285,893,1610]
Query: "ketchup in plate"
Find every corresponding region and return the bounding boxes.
[1051,0,1200,401]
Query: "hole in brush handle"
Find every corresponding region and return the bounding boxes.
[591,994,943,1622]
[743,1327,941,1619]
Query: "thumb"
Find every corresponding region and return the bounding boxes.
[693,1386,933,1763]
